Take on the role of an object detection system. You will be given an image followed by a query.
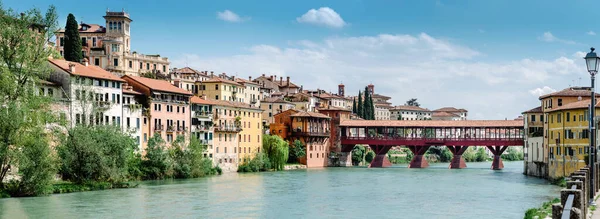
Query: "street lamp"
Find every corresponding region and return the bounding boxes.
[585,47,599,205]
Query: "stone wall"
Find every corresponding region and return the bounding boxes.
[524,161,547,178]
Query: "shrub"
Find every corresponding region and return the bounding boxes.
[141,134,172,180]
[365,151,375,163]
[238,153,271,173]
[351,145,366,166]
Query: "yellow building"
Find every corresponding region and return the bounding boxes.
[260,97,296,125]
[211,99,263,172]
[539,87,598,179]
[547,100,595,179]
[197,75,245,102]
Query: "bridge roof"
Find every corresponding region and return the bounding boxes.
[339,120,523,128]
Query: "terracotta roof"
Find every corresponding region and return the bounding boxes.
[122,75,192,96]
[203,77,242,86]
[372,93,391,100]
[391,105,431,112]
[522,106,543,114]
[539,87,600,99]
[434,107,468,112]
[547,99,600,112]
[280,82,300,88]
[49,58,124,82]
[190,96,215,105]
[211,99,262,110]
[235,78,260,86]
[340,120,523,128]
[262,97,292,104]
[56,23,105,33]
[290,111,331,119]
[432,112,460,117]
[317,105,352,112]
[122,88,141,95]
[173,67,204,75]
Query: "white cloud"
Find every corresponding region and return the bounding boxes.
[172,33,586,119]
[529,86,556,97]
[588,31,596,36]
[538,31,576,44]
[296,7,346,28]
[217,10,249,23]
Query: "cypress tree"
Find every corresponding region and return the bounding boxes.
[357,90,363,119]
[363,86,371,120]
[352,97,357,114]
[370,95,375,120]
[63,13,82,62]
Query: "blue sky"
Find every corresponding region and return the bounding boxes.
[4,0,600,119]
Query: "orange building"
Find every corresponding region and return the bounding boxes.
[317,106,353,166]
[271,110,331,168]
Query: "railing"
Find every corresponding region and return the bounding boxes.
[154,124,164,131]
[341,136,524,141]
[214,125,242,132]
[194,125,211,131]
[291,131,330,137]
[177,126,187,132]
[561,182,578,219]
[194,111,213,118]
[167,126,175,132]
[96,101,111,108]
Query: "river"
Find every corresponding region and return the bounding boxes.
[0,161,558,219]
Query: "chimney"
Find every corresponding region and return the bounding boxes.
[338,83,345,96]
[83,58,89,67]
[249,76,252,81]
[232,76,235,80]
[286,76,290,86]
[262,74,265,77]
[280,76,283,85]
[201,94,207,100]
[210,71,214,77]
[68,63,76,73]
[270,75,274,81]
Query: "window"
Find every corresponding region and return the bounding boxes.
[139,62,143,69]
[144,134,147,142]
[112,93,116,103]
[183,107,185,113]
[126,117,131,128]
[215,95,219,100]
[129,61,132,68]
[566,112,570,122]
[147,63,150,70]
[269,104,272,109]
[144,118,147,125]
[215,84,219,90]
[163,66,166,72]
[92,37,97,47]
[81,37,87,46]
[112,44,119,52]
[153,64,157,70]
[540,115,544,122]
[557,113,562,123]
[558,99,563,106]
[531,115,536,122]
[94,58,100,66]
[116,94,120,104]
[60,37,64,47]
[113,58,118,67]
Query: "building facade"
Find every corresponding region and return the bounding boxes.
[522,106,545,177]
[390,105,432,120]
[54,10,169,76]
[260,97,296,125]
[121,75,192,151]
[122,84,143,150]
[190,96,214,154]
[170,67,210,93]
[432,107,468,121]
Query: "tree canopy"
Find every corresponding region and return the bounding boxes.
[63,13,82,61]
[406,98,420,107]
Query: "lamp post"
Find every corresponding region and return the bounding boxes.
[585,47,599,205]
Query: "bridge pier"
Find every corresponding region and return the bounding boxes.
[408,146,430,168]
[448,146,467,169]
[368,145,392,168]
[487,146,508,170]
[339,145,354,167]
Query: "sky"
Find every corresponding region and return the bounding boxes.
[4,0,600,119]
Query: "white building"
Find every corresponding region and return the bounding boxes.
[375,104,391,120]
[122,85,143,150]
[432,107,468,121]
[390,105,432,120]
[170,67,210,93]
[236,77,261,108]
[48,58,125,128]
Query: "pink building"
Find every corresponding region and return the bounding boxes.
[122,76,192,149]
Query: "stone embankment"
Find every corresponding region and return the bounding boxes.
[550,163,600,219]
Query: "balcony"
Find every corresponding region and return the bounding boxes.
[177,126,187,132]
[194,111,213,118]
[291,128,330,137]
[527,121,543,127]
[214,125,242,133]
[154,124,164,132]
[96,101,111,109]
[167,125,175,132]
[194,125,211,132]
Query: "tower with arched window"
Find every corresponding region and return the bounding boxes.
[103,9,132,74]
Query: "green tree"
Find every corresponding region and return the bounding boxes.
[288,140,306,163]
[0,3,59,191]
[406,98,420,107]
[262,135,289,171]
[357,90,363,118]
[58,125,137,184]
[365,150,375,163]
[352,98,357,114]
[351,145,366,166]
[14,128,57,196]
[141,134,172,179]
[363,86,371,120]
[475,147,488,162]
[63,13,82,61]
[370,96,375,120]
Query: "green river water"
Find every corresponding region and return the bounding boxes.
[0,161,559,219]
